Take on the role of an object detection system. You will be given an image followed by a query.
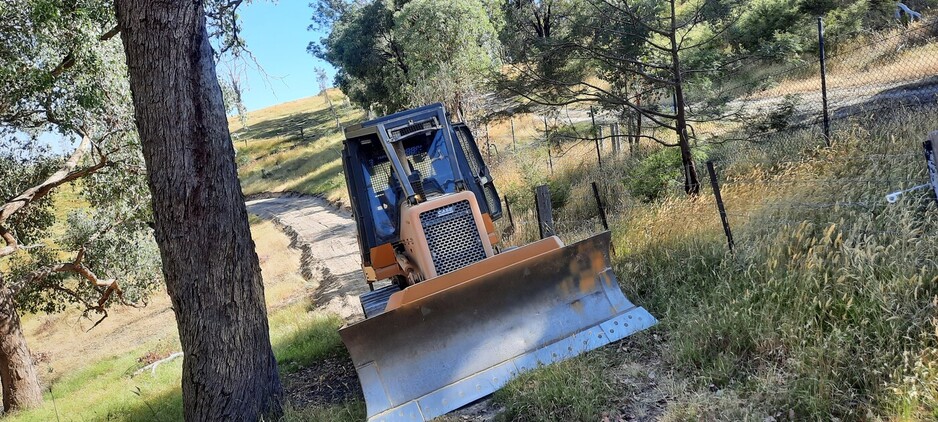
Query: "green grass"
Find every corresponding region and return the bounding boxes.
[281,401,366,422]
[8,299,347,422]
[270,306,345,374]
[7,349,185,422]
[494,351,617,422]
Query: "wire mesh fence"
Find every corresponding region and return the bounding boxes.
[479,16,938,251]
[494,133,937,253]
[477,17,938,170]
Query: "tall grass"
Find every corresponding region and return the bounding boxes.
[494,106,938,420]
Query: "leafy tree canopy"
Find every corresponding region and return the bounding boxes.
[309,0,502,116]
[0,0,158,321]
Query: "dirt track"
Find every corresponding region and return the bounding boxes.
[246,195,367,323]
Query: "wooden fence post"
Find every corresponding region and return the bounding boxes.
[591,182,609,230]
[706,161,734,252]
[534,185,555,239]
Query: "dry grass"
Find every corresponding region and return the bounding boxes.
[231,89,365,206]
[756,23,938,98]
[494,105,938,420]
[3,88,362,422]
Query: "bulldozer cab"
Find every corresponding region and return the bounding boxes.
[342,104,501,282]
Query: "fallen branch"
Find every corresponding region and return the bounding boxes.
[132,352,183,377]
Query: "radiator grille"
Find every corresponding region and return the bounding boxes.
[419,200,486,276]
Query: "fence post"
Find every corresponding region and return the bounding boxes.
[598,125,605,151]
[591,106,603,168]
[817,16,832,147]
[510,116,517,152]
[534,185,555,239]
[503,195,514,230]
[629,113,636,155]
[591,182,609,231]
[548,148,554,176]
[926,132,938,204]
[612,122,621,155]
[544,116,554,175]
[706,161,734,252]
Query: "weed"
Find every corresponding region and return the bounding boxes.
[280,401,366,422]
[495,351,616,422]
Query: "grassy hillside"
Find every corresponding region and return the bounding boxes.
[489,107,938,420]
[11,58,935,420]
[231,90,365,206]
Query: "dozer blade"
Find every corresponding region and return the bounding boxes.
[339,232,657,422]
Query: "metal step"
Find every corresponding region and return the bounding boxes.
[360,284,401,319]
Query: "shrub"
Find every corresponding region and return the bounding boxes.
[627,147,708,202]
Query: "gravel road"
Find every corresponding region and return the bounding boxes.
[246,195,367,323]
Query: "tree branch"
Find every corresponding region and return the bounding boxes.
[0,130,111,258]
[49,25,122,78]
[15,246,141,330]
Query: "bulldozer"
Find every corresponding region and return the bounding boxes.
[339,103,657,422]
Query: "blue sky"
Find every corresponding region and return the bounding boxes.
[236,1,337,111]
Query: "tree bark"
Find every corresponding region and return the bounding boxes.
[114,2,283,420]
[0,280,43,412]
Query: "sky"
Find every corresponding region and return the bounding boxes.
[235,1,337,111]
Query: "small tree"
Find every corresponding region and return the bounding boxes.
[310,0,502,116]
[395,0,501,118]
[500,0,744,195]
[309,0,412,113]
[220,61,249,130]
[316,67,341,129]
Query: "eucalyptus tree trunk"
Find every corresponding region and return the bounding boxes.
[0,281,42,412]
[114,1,283,419]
